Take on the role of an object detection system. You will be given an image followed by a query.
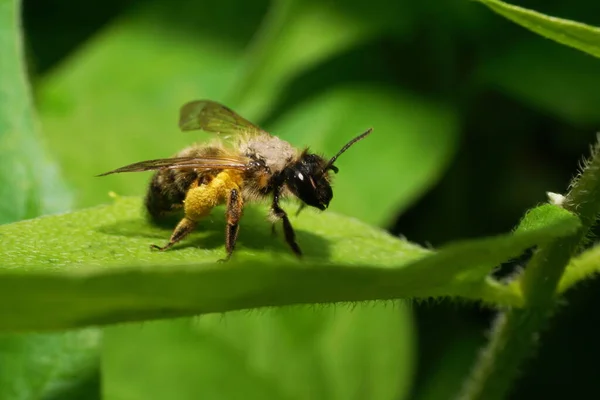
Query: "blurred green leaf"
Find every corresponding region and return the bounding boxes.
[476,0,600,58]
[479,39,600,126]
[103,306,415,400]
[0,0,99,398]
[37,3,251,208]
[0,329,101,400]
[0,198,582,331]
[269,85,459,226]
[229,0,405,120]
[0,0,71,223]
[555,243,600,294]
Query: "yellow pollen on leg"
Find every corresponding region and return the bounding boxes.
[183,171,243,222]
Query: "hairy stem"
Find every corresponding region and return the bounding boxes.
[459,136,600,400]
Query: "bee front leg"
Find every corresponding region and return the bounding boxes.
[272,189,302,257]
[272,201,304,238]
[220,188,244,262]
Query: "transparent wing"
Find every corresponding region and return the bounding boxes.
[97,155,251,177]
[179,100,268,137]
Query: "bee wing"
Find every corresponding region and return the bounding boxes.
[97,155,251,176]
[179,100,268,137]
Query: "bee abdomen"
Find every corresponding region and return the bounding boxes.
[145,172,172,222]
[145,169,195,224]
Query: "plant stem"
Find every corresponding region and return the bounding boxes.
[458,136,600,400]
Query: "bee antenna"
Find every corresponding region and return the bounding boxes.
[324,128,373,173]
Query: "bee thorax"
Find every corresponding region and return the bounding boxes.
[241,136,298,173]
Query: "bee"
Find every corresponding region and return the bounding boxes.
[98,100,372,261]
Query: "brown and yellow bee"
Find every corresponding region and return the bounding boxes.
[98,100,372,261]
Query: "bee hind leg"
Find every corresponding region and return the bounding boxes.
[150,171,244,258]
[219,188,244,262]
[150,181,215,252]
[150,217,197,251]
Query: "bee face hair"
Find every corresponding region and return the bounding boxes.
[285,154,332,211]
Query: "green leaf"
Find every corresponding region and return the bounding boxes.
[505,204,585,296]
[513,203,577,234]
[103,306,415,400]
[36,2,254,209]
[0,0,71,223]
[0,329,101,400]
[228,0,401,121]
[0,197,582,331]
[0,0,98,398]
[475,0,600,59]
[558,244,600,294]
[478,38,600,126]
[269,85,459,226]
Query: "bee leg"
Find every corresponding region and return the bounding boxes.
[271,202,304,238]
[150,217,197,251]
[219,188,244,262]
[272,190,302,257]
[151,181,214,252]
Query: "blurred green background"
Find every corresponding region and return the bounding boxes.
[7,0,600,398]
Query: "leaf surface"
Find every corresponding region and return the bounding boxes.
[103,306,415,400]
[0,0,98,398]
[0,199,581,332]
[476,0,600,59]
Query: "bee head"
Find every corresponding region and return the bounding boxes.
[285,128,373,211]
[285,154,333,211]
